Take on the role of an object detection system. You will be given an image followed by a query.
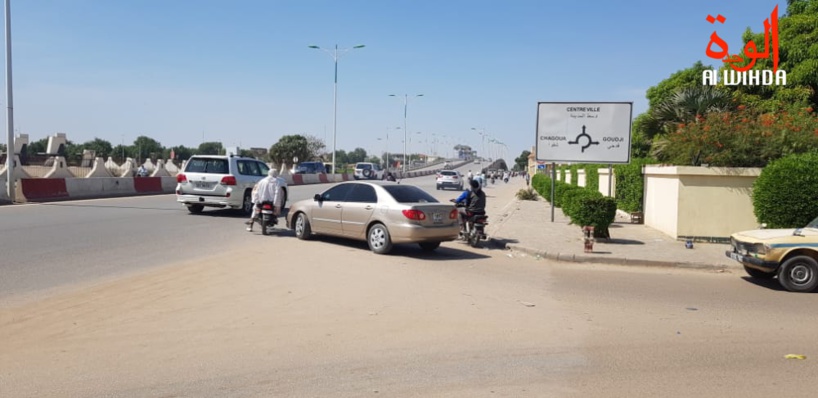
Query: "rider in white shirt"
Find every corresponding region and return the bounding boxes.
[247,169,284,232]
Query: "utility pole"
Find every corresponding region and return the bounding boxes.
[4,0,15,202]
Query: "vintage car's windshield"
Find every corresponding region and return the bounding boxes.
[805,216,818,229]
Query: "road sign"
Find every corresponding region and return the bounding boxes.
[535,102,632,164]
[537,164,545,169]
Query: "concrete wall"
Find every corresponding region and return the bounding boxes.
[65,178,136,199]
[598,168,616,197]
[644,165,761,240]
[577,169,586,187]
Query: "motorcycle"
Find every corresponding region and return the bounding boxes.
[256,201,278,235]
[450,199,489,247]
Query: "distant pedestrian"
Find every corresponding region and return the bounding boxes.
[525,173,530,187]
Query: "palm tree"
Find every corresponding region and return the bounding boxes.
[652,85,734,127]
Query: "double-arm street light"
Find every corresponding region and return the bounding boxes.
[389,94,423,172]
[4,0,16,201]
[309,43,365,174]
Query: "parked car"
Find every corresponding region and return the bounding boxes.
[287,181,460,254]
[436,170,463,190]
[175,155,287,215]
[294,161,328,174]
[726,216,818,292]
[354,162,384,180]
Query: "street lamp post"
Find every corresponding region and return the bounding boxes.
[471,127,486,162]
[4,0,15,202]
[309,44,365,175]
[389,94,423,173]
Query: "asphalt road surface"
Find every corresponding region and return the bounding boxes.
[3,167,818,397]
[0,164,472,303]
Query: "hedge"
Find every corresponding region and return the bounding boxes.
[583,164,600,192]
[530,173,615,238]
[569,164,579,185]
[753,152,818,228]
[614,158,657,213]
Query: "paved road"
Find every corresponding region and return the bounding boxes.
[0,164,472,303]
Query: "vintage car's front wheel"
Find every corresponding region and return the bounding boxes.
[777,255,818,293]
[744,265,775,279]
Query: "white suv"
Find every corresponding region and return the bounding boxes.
[436,170,463,190]
[354,162,384,180]
[176,155,286,215]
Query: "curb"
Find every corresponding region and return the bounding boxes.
[500,242,733,270]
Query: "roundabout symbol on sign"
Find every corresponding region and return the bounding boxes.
[568,125,599,153]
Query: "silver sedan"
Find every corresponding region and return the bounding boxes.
[287,181,460,254]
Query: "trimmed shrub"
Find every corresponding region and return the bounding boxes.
[559,165,566,182]
[571,196,618,238]
[584,164,600,192]
[562,188,602,220]
[614,157,657,213]
[553,181,581,208]
[753,152,818,228]
[569,164,579,185]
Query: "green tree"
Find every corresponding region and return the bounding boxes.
[305,135,326,160]
[132,136,164,161]
[111,145,132,162]
[80,138,113,158]
[645,61,712,109]
[269,135,311,167]
[514,150,531,171]
[167,145,196,161]
[721,0,818,109]
[347,147,368,163]
[334,149,349,166]
[197,141,223,155]
[27,138,48,156]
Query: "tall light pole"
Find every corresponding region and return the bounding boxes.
[471,127,486,161]
[389,94,423,172]
[309,44,365,174]
[4,0,14,202]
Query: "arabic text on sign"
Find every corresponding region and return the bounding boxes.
[704,5,780,73]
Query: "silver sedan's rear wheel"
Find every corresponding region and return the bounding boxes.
[368,223,393,254]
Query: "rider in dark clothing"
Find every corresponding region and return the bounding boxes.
[455,179,486,234]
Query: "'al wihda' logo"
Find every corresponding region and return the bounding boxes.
[701,5,786,86]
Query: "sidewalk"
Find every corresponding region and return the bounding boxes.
[483,178,738,270]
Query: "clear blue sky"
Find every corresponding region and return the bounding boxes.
[7,0,783,161]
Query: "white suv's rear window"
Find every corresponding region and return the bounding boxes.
[440,171,457,176]
[356,163,373,170]
[185,158,229,174]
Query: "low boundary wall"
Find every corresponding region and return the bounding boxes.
[10,161,470,203]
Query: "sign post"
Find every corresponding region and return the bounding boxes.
[550,162,556,222]
[535,102,633,222]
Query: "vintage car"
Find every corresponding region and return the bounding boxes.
[726,216,818,292]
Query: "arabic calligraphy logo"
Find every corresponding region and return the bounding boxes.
[702,5,786,86]
[568,125,599,153]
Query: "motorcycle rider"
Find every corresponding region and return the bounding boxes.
[453,179,486,237]
[247,168,284,232]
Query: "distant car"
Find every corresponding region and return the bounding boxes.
[436,170,463,190]
[175,155,287,215]
[287,181,460,254]
[726,216,818,292]
[354,162,384,180]
[294,161,328,174]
